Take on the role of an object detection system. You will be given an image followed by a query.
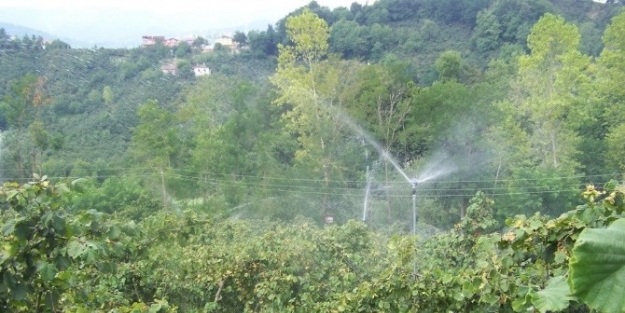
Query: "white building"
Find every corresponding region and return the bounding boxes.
[214,35,236,49]
[193,64,211,77]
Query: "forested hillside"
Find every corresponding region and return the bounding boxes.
[2,0,625,311]
[1,0,623,227]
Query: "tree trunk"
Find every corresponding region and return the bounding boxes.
[551,131,558,168]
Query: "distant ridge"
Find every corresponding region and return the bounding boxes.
[0,21,91,48]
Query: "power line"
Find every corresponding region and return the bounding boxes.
[165,167,621,185]
[2,167,618,193]
[168,172,597,193]
[3,170,599,199]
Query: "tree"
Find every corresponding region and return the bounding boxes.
[493,13,591,218]
[102,85,114,106]
[596,11,625,176]
[491,0,554,45]
[271,9,352,220]
[368,23,394,51]
[233,31,248,46]
[0,75,48,181]
[176,60,194,79]
[0,177,75,311]
[606,124,625,174]
[129,100,180,208]
[343,62,418,220]
[435,50,462,82]
[45,39,71,50]
[418,19,441,42]
[193,36,208,48]
[329,19,370,58]
[248,25,278,56]
[130,100,178,169]
[515,13,590,170]
[407,81,500,220]
[471,9,502,54]
[578,21,603,57]
[179,75,249,206]
[175,41,192,58]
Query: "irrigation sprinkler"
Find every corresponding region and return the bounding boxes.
[409,178,419,237]
[409,177,419,275]
[362,165,370,223]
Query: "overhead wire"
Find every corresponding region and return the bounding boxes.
[166,167,620,185]
[1,44,621,201]
[2,165,619,194]
[167,172,599,193]
[2,169,606,199]
[165,172,598,199]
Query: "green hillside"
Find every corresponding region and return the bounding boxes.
[1,0,624,226]
[2,0,625,311]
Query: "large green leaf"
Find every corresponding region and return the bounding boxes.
[532,276,573,312]
[66,240,86,259]
[2,219,17,236]
[11,283,27,300]
[37,261,57,284]
[569,218,625,313]
[44,289,60,308]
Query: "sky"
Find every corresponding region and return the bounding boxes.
[0,0,372,47]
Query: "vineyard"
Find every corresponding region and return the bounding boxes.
[2,0,625,312]
[2,176,625,312]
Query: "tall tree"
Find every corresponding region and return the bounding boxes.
[500,13,590,217]
[271,8,351,221]
[344,62,418,220]
[471,9,502,55]
[129,100,179,208]
[435,50,462,82]
[329,19,370,58]
[0,74,48,181]
[130,100,178,169]
[102,86,114,106]
[597,11,625,174]
[233,31,248,47]
[515,13,590,170]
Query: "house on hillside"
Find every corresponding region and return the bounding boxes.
[164,38,180,48]
[202,45,214,53]
[161,62,177,75]
[193,64,211,77]
[181,37,196,46]
[41,39,53,49]
[214,35,236,49]
[142,35,165,46]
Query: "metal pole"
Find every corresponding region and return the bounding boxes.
[410,178,418,275]
[363,165,369,222]
[412,189,416,236]
[161,168,168,210]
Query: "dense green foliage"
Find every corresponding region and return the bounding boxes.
[1,0,624,228]
[2,0,625,311]
[2,176,625,312]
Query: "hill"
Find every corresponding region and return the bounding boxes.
[0,21,90,47]
[0,0,624,229]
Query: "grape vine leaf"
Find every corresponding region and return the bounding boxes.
[532,276,573,312]
[569,218,625,313]
[37,261,57,284]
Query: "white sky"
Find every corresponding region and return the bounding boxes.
[0,0,372,46]
[0,0,369,30]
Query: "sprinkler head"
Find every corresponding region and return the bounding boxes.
[409,178,419,188]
